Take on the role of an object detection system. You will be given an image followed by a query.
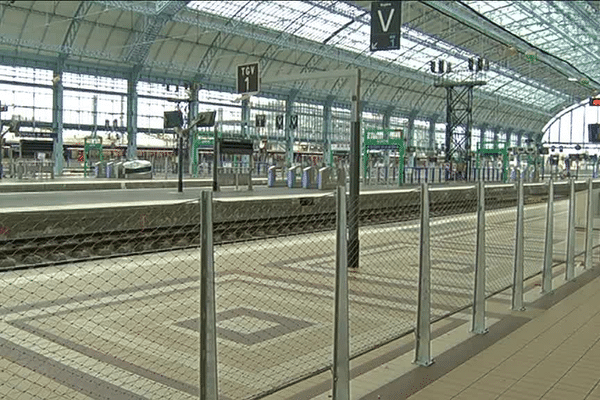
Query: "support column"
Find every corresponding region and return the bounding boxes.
[476,124,489,179]
[241,98,250,138]
[542,178,554,292]
[333,185,349,399]
[492,127,500,145]
[415,182,433,366]
[512,175,525,311]
[479,125,486,146]
[407,110,418,167]
[199,191,219,399]
[585,178,594,269]
[52,59,64,176]
[472,179,488,334]
[284,90,298,168]
[516,130,523,169]
[382,106,394,181]
[323,96,334,167]
[428,115,438,152]
[348,70,361,270]
[566,178,576,280]
[126,67,140,160]
[188,83,199,173]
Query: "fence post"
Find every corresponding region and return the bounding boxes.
[512,175,525,311]
[585,178,594,269]
[333,186,350,400]
[566,179,576,281]
[542,178,554,292]
[200,191,219,399]
[472,180,488,334]
[415,182,433,366]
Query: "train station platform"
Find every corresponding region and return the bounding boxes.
[0,176,268,193]
[262,261,600,400]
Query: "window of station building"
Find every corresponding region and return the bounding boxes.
[435,123,446,149]
[544,102,600,146]
[247,97,285,140]
[510,134,519,148]
[63,72,127,94]
[0,83,52,124]
[0,65,52,86]
[363,111,383,137]
[472,129,481,150]
[331,107,351,144]
[292,102,324,143]
[412,120,430,148]
[137,97,174,131]
[389,116,408,137]
[137,81,188,100]
[63,90,124,131]
[214,105,242,136]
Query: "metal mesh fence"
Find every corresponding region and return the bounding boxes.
[428,185,477,320]
[347,188,420,357]
[523,183,549,280]
[0,199,202,399]
[2,179,597,400]
[213,193,337,400]
[484,184,518,295]
[553,182,570,266]
[573,182,588,265]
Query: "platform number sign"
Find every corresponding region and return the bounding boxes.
[289,115,298,130]
[275,115,284,130]
[370,1,401,52]
[237,62,260,94]
[255,114,266,128]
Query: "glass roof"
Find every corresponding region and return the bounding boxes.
[187,0,567,111]
[463,1,600,82]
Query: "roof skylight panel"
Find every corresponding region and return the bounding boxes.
[187,1,248,19]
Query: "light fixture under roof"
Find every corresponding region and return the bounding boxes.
[568,77,578,81]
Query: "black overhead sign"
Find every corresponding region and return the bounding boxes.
[289,115,298,130]
[275,115,284,130]
[255,114,266,128]
[370,1,401,52]
[196,111,216,127]
[237,62,260,94]
[219,139,254,155]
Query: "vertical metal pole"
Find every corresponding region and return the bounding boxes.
[542,178,554,292]
[585,178,594,269]
[200,191,218,399]
[178,133,184,192]
[512,175,525,311]
[212,125,219,192]
[333,185,349,400]
[472,180,488,334]
[348,69,361,269]
[248,156,253,191]
[165,157,168,180]
[566,179,576,280]
[415,182,433,366]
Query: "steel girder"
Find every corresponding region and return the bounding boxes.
[126,1,190,65]
[94,0,553,129]
[424,1,600,91]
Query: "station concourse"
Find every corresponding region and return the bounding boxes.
[1,1,600,400]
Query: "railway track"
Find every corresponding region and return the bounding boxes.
[0,193,546,271]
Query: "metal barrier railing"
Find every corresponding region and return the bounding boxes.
[2,159,55,180]
[0,177,596,399]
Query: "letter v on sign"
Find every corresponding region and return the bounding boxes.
[378,8,395,32]
[370,1,401,52]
